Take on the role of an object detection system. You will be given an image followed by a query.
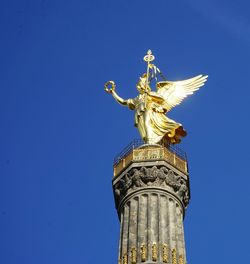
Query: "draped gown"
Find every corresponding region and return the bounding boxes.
[126,92,186,144]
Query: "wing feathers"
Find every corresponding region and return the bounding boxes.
[157,75,208,111]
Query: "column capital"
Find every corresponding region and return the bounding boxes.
[112,144,190,216]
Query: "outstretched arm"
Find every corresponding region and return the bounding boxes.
[111,90,127,106]
[104,81,135,109]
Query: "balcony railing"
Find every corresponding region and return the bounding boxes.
[114,139,187,166]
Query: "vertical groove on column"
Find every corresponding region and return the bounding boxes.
[137,194,140,257]
[168,198,175,252]
[159,195,168,262]
[147,193,151,261]
[157,194,160,261]
[127,201,131,257]
[122,203,130,259]
[135,197,139,264]
[173,202,179,262]
[118,207,124,261]
[158,194,162,262]
[128,198,136,248]
[161,195,169,244]
[176,204,183,260]
[136,196,140,261]
[177,206,187,263]
[128,197,138,263]
[182,221,187,263]
[151,193,158,260]
[138,194,147,262]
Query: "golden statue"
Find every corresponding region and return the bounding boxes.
[104,50,208,145]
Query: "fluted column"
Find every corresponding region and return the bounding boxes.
[113,145,190,264]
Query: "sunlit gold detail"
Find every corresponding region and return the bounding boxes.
[143,49,155,63]
[162,244,168,263]
[144,50,155,92]
[123,253,128,264]
[105,50,208,145]
[141,244,147,262]
[152,243,157,261]
[131,247,137,264]
[179,255,184,264]
[104,80,116,94]
[172,249,177,264]
[113,146,187,177]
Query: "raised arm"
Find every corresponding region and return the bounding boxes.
[104,81,135,109]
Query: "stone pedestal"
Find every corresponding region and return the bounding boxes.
[113,144,190,264]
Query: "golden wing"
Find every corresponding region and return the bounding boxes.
[156,74,208,111]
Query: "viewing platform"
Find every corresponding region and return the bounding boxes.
[113,139,188,177]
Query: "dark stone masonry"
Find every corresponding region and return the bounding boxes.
[112,144,190,264]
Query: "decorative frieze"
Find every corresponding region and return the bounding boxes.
[120,244,186,264]
[113,146,188,176]
[114,166,189,208]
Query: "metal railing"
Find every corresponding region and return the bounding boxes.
[113,139,187,166]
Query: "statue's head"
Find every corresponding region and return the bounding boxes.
[137,73,150,94]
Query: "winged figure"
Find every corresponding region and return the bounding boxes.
[105,51,208,145]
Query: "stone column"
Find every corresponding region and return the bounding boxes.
[113,145,190,264]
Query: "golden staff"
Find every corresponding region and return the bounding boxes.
[143,49,155,89]
[143,50,155,117]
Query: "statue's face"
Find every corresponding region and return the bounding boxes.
[137,76,147,94]
[137,84,145,94]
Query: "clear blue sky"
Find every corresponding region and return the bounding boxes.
[1,0,250,263]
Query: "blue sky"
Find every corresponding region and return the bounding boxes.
[1,0,250,263]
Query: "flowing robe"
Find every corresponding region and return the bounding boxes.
[127,93,186,144]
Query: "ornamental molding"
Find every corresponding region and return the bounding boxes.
[113,165,190,208]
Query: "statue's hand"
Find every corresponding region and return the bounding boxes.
[104,81,116,94]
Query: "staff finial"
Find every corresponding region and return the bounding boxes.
[143,50,155,89]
